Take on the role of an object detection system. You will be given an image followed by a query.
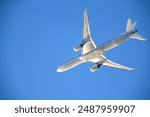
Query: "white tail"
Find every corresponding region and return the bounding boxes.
[126,18,146,41]
[126,18,134,32]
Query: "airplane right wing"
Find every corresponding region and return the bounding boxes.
[82,9,96,54]
[103,59,134,70]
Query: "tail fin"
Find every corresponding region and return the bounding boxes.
[126,18,146,41]
[126,18,134,32]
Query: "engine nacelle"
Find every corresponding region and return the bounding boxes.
[90,63,102,72]
[73,44,84,52]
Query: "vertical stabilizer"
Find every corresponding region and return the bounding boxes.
[126,18,134,32]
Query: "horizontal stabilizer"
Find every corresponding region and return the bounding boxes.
[130,33,146,41]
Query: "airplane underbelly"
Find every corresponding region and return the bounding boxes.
[80,50,103,61]
[98,33,132,52]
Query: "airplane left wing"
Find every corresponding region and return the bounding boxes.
[82,9,96,54]
[90,55,134,71]
[103,59,134,70]
[82,8,91,43]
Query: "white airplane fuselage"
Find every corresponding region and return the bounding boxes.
[81,31,136,61]
[57,30,137,72]
[57,9,145,72]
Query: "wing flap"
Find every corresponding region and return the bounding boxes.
[82,41,96,54]
[103,60,134,70]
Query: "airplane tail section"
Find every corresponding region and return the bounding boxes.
[126,18,145,41]
[126,18,136,32]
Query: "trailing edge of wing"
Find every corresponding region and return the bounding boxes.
[82,41,96,54]
[103,60,135,70]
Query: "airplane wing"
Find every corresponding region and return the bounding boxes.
[82,8,91,42]
[82,41,96,54]
[90,55,134,70]
[103,59,134,70]
[82,9,96,54]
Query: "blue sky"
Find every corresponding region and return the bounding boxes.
[0,0,150,99]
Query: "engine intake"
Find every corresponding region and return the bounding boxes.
[73,43,84,52]
[90,63,102,72]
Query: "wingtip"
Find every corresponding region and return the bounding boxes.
[56,67,63,72]
[128,68,135,70]
[84,8,88,14]
[142,38,146,41]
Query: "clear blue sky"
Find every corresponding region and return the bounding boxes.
[0,0,150,99]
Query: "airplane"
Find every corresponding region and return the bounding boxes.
[57,9,145,72]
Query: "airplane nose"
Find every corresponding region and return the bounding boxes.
[57,66,64,72]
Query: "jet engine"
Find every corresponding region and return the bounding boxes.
[73,43,84,52]
[90,63,102,72]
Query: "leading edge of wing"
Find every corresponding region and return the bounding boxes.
[82,9,97,54]
[82,8,91,41]
[103,59,135,70]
